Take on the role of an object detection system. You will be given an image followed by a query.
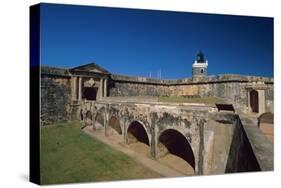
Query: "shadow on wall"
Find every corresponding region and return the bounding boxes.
[158,129,195,170]
[95,108,105,126]
[127,121,150,146]
[106,116,122,136]
[225,118,261,173]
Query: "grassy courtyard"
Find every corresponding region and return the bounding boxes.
[40,122,161,184]
[158,96,225,104]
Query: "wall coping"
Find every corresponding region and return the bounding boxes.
[239,115,274,171]
[41,65,71,77]
[82,100,213,114]
[111,74,273,85]
[41,66,274,85]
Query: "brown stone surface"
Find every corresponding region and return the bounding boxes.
[260,123,274,143]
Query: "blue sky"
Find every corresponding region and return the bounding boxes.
[40,3,273,79]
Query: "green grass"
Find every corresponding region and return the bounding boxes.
[40,122,161,184]
[158,96,225,104]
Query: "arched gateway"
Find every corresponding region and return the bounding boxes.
[250,89,259,113]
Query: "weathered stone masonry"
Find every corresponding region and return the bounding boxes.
[40,63,273,174]
[41,65,274,125]
[79,101,273,174]
[110,74,274,113]
[81,100,209,174]
[41,66,72,125]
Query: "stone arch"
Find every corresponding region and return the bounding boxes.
[127,121,150,146]
[95,107,105,127]
[85,111,92,126]
[80,109,84,121]
[158,128,195,171]
[258,112,274,143]
[258,112,274,125]
[85,111,92,120]
[106,115,122,136]
[250,89,259,113]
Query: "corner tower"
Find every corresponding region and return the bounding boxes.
[192,51,208,77]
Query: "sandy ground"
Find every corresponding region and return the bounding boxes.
[128,142,150,157]
[128,142,194,175]
[158,154,195,175]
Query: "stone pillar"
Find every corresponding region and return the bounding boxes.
[97,79,102,100]
[120,117,126,144]
[100,78,104,98]
[258,90,265,114]
[150,124,157,159]
[104,79,107,97]
[104,105,109,137]
[247,89,251,112]
[78,77,82,100]
[72,76,77,100]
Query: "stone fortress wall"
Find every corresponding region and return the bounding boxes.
[110,74,273,112]
[40,65,274,174]
[41,66,72,125]
[40,65,273,125]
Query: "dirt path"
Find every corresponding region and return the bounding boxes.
[83,126,187,177]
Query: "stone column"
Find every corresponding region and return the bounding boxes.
[247,89,251,112]
[100,78,104,98]
[150,123,157,159]
[78,77,82,100]
[258,90,265,114]
[72,76,77,100]
[123,118,128,145]
[104,105,109,136]
[104,79,107,97]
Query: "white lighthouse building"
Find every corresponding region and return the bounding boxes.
[192,51,208,77]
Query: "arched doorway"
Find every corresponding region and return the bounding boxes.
[250,90,259,113]
[258,112,274,143]
[157,129,195,175]
[106,116,122,136]
[86,111,92,120]
[127,121,150,156]
[83,87,98,100]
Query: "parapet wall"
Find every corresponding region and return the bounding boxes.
[111,74,273,85]
[110,74,274,112]
[209,112,273,173]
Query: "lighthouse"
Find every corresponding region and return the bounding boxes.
[192,51,208,77]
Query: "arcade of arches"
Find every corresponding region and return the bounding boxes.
[125,121,195,175]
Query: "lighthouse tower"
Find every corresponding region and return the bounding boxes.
[192,51,208,77]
